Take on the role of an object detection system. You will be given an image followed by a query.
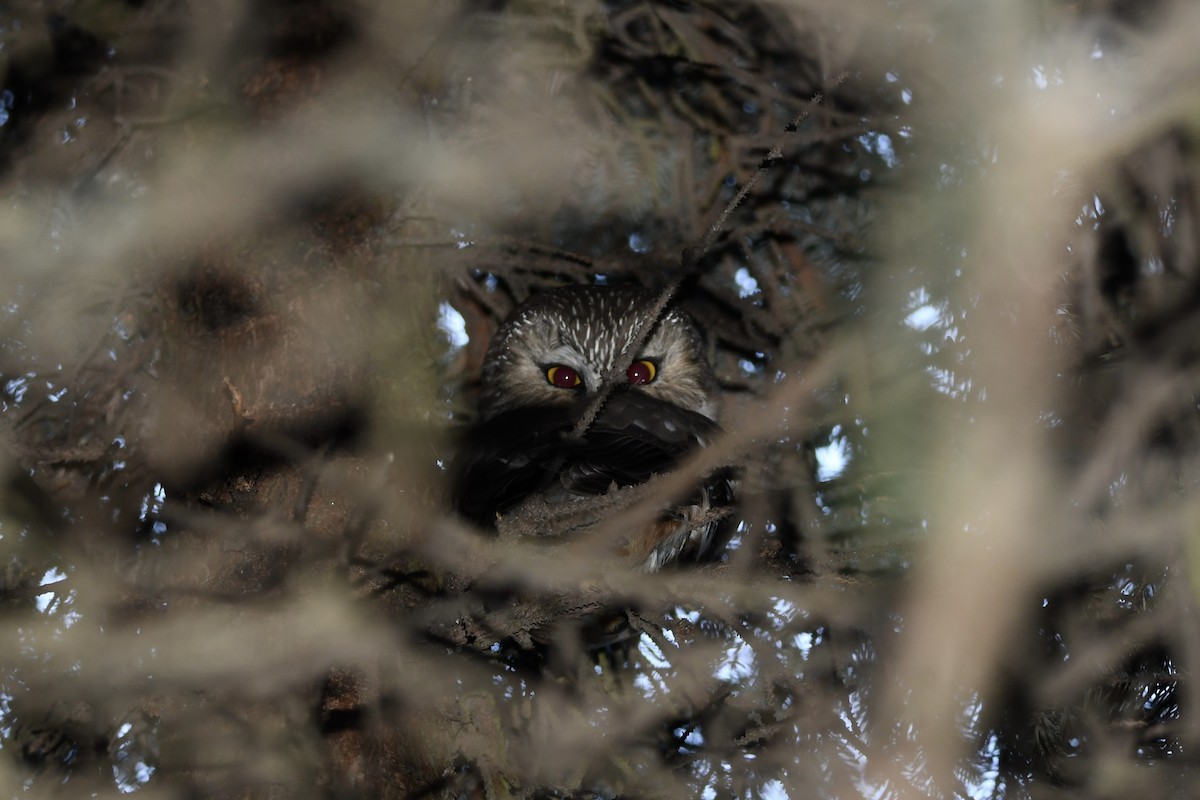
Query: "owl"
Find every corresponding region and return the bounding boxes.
[453,285,732,571]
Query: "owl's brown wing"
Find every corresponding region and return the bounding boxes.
[452,391,724,529]
[451,404,577,527]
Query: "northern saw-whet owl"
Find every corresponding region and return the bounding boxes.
[453,285,732,571]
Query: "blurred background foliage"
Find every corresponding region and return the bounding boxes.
[2,0,1199,797]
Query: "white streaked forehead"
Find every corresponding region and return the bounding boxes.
[498,287,686,368]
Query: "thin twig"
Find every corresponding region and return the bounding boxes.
[569,74,849,440]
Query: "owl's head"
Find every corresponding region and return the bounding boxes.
[478,285,718,421]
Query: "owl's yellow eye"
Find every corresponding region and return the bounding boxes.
[546,364,582,389]
[626,359,657,385]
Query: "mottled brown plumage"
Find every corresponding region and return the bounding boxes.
[454,285,732,571]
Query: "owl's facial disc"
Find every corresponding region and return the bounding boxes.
[478,286,718,421]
